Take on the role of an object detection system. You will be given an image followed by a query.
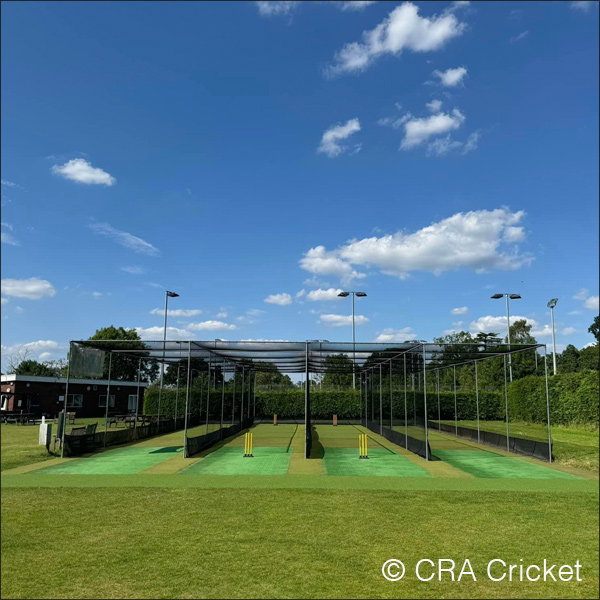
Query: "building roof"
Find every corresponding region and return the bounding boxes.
[1,374,149,387]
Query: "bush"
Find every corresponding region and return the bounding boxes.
[508,370,599,426]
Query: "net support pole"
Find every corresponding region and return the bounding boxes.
[103,351,112,448]
[135,357,141,433]
[503,355,510,451]
[183,341,191,458]
[60,341,73,458]
[379,364,383,434]
[422,345,429,461]
[232,369,236,425]
[248,369,251,419]
[475,361,480,444]
[453,365,458,437]
[359,372,363,426]
[253,371,256,419]
[241,367,245,426]
[437,370,441,431]
[403,353,408,449]
[205,354,211,434]
[220,365,225,439]
[174,365,180,429]
[543,345,553,463]
[371,369,374,423]
[389,359,393,431]
[305,341,311,459]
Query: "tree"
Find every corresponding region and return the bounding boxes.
[15,359,60,377]
[558,344,580,373]
[322,354,353,388]
[88,326,159,382]
[507,319,538,379]
[253,362,294,388]
[579,344,599,371]
[589,316,600,344]
[5,347,33,374]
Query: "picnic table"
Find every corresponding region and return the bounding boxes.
[2,412,43,425]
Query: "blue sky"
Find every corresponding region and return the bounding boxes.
[1,0,599,369]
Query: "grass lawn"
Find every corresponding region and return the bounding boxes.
[440,421,599,473]
[2,486,598,599]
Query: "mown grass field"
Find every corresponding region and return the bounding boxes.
[2,422,599,599]
[441,420,599,473]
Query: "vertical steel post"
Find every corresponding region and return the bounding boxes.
[103,352,112,448]
[550,306,557,376]
[389,359,393,431]
[503,355,510,452]
[232,368,236,425]
[379,364,383,434]
[422,345,429,461]
[205,354,211,434]
[174,365,181,429]
[158,292,169,426]
[220,363,225,439]
[403,353,408,449]
[241,367,245,425]
[475,361,480,444]
[359,372,363,426]
[253,371,256,419]
[135,357,142,432]
[305,341,310,459]
[543,345,553,463]
[352,292,356,390]
[183,341,191,457]
[453,365,458,437]
[506,294,513,382]
[60,341,73,458]
[437,370,441,431]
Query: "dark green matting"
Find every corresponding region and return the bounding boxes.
[322,448,432,477]
[35,446,183,475]
[433,450,580,479]
[182,447,292,476]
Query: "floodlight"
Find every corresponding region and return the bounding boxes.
[547,298,558,309]
[491,293,504,299]
[338,291,350,297]
[355,292,367,297]
[509,294,521,300]
[166,291,179,297]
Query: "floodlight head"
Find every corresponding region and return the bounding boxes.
[491,293,504,299]
[355,292,367,297]
[509,294,521,300]
[338,291,350,297]
[547,298,558,309]
[166,291,179,298]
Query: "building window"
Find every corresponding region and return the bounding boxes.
[98,395,116,408]
[17,399,22,408]
[67,394,83,408]
[128,395,138,411]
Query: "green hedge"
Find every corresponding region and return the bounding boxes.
[507,370,599,426]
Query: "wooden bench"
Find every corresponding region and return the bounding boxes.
[69,426,87,436]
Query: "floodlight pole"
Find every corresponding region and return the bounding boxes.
[158,290,179,427]
[503,355,510,452]
[543,345,553,463]
[505,295,513,382]
[549,302,558,375]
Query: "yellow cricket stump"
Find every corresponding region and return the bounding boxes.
[244,432,254,457]
[359,434,368,459]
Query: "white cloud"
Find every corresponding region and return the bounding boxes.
[585,296,600,311]
[188,320,237,331]
[1,222,18,246]
[215,311,228,319]
[461,130,480,154]
[374,327,417,343]
[264,293,293,306]
[426,99,443,113]
[255,1,298,16]
[326,2,467,76]
[338,1,377,11]
[573,289,599,311]
[432,66,467,87]
[426,130,480,157]
[135,326,192,341]
[89,222,160,256]
[0,297,7,305]
[1,180,18,187]
[51,158,115,186]
[1,340,64,364]
[571,1,598,11]
[509,30,529,43]
[469,315,562,339]
[92,291,102,298]
[295,290,306,300]
[1,277,56,299]
[318,118,361,158]
[120,265,146,275]
[300,245,366,285]
[402,108,465,149]
[150,308,203,317]
[319,314,369,326]
[306,288,345,301]
[451,306,468,315]
[301,209,532,282]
